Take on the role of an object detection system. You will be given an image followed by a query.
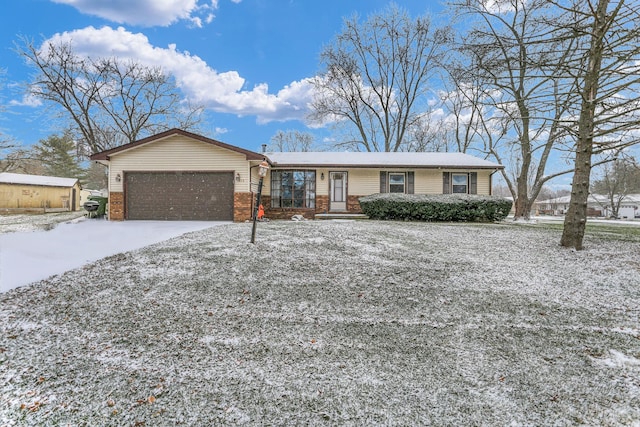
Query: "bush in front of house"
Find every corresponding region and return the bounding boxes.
[359,193,512,222]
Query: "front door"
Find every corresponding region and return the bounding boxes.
[329,172,347,211]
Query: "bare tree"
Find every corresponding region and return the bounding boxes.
[16,37,204,155]
[1,73,26,172]
[446,0,579,220]
[268,130,316,152]
[309,5,452,152]
[0,148,45,175]
[558,0,640,249]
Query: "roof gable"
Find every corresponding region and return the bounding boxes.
[89,128,264,161]
[0,172,78,188]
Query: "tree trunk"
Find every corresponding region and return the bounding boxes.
[513,171,532,220]
[560,0,609,250]
[561,146,592,250]
[513,195,533,220]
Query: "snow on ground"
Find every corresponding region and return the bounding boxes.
[0,213,224,292]
[1,219,639,425]
[0,211,86,234]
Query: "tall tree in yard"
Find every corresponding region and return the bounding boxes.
[309,5,451,152]
[16,37,203,154]
[446,0,580,220]
[557,0,640,249]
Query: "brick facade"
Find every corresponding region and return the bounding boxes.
[109,192,124,220]
[261,194,363,220]
[234,192,253,222]
[316,195,329,214]
[347,195,364,213]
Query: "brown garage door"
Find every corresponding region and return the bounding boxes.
[125,172,234,220]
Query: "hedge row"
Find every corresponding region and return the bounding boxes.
[359,193,512,222]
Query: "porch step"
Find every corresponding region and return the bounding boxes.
[315,213,369,220]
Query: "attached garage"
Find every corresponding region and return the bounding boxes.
[90,129,265,222]
[125,171,234,220]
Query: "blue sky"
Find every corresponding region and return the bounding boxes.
[1,0,445,153]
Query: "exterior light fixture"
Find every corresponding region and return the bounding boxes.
[321,172,325,180]
[257,160,269,178]
[251,159,270,243]
[115,173,121,182]
[235,172,241,182]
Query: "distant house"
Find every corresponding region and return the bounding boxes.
[535,194,640,219]
[0,172,81,213]
[591,194,640,219]
[90,128,505,221]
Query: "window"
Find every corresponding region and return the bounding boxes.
[443,172,477,194]
[389,173,405,193]
[452,174,468,194]
[380,171,414,194]
[270,170,316,208]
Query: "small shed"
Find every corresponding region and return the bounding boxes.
[0,172,81,213]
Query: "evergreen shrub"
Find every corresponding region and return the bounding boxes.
[359,193,512,222]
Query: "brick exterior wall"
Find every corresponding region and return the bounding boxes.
[109,192,124,220]
[261,194,366,219]
[262,195,313,219]
[347,195,364,213]
[234,192,253,222]
[316,195,329,214]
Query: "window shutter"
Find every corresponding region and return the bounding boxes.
[407,171,415,194]
[443,172,451,194]
[470,172,477,194]
[380,171,387,193]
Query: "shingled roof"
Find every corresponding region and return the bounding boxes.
[0,172,78,188]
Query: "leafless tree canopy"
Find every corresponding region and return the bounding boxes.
[309,5,452,152]
[268,130,317,152]
[445,0,582,220]
[16,37,204,155]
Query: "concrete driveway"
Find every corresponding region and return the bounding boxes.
[0,219,227,293]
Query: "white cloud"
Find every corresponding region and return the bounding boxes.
[50,0,226,27]
[43,26,313,124]
[9,94,43,107]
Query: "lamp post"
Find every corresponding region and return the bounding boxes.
[251,159,270,244]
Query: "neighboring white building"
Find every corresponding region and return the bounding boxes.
[535,194,640,219]
[595,194,640,219]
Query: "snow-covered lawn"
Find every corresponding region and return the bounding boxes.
[1,220,639,425]
[0,211,86,234]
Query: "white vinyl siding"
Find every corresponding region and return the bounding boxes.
[348,169,382,195]
[263,168,494,197]
[109,135,250,193]
[414,170,442,194]
[476,170,492,195]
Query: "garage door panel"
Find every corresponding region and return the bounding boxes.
[125,172,234,220]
